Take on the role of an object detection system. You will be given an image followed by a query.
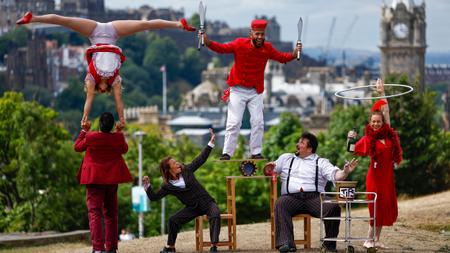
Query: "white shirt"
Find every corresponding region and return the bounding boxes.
[170,175,186,188]
[274,153,340,195]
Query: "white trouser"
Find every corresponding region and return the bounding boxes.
[223,85,264,157]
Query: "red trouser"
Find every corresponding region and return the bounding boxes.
[86,184,119,251]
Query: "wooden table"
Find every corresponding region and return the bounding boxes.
[224,176,278,250]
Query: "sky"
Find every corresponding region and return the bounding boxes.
[96,0,449,52]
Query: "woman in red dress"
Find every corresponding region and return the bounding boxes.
[348,78,403,249]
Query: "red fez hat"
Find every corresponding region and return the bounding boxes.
[251,19,267,30]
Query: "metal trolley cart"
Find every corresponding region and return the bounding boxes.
[319,192,377,253]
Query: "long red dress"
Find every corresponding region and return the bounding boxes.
[354,136,398,227]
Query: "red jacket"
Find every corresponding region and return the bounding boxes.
[74,131,133,185]
[208,37,294,94]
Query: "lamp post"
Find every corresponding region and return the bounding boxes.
[134,130,146,239]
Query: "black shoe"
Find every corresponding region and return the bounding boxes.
[106,249,117,253]
[160,246,176,253]
[210,245,218,253]
[290,247,297,252]
[321,243,337,252]
[220,153,230,160]
[251,153,265,159]
[278,244,291,252]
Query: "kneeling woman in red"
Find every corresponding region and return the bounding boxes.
[348,78,403,249]
[17,12,196,130]
[142,129,220,253]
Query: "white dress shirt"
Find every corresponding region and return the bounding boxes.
[274,153,340,195]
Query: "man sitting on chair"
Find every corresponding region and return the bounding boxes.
[264,132,358,252]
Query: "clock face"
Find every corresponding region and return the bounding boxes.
[393,23,409,39]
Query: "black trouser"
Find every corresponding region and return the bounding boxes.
[275,192,341,250]
[167,202,221,246]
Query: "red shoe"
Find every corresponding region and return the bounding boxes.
[16,12,33,25]
[180,18,196,32]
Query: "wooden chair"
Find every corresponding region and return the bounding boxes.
[292,214,311,250]
[195,178,237,252]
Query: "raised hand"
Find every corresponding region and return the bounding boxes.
[115,118,126,132]
[344,158,358,173]
[142,176,149,191]
[348,131,357,139]
[81,116,91,131]
[373,78,385,94]
[209,128,215,144]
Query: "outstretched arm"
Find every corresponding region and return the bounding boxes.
[83,80,95,120]
[374,78,390,126]
[199,30,236,54]
[113,82,126,131]
[185,128,215,173]
[142,176,170,201]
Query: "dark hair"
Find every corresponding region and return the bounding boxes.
[369,110,385,123]
[301,132,318,153]
[159,157,185,184]
[99,112,115,133]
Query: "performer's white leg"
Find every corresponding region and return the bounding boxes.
[223,86,248,157]
[247,90,264,156]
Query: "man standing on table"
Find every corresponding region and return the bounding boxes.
[264,132,358,252]
[199,19,302,160]
[75,112,133,253]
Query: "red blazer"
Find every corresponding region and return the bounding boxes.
[74,130,133,185]
[208,37,294,94]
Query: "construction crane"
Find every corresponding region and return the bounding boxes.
[321,16,336,65]
[340,15,359,77]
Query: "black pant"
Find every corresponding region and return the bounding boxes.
[275,192,341,250]
[167,202,221,246]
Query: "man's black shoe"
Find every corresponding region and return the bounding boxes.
[220,154,230,160]
[106,249,117,253]
[251,153,265,159]
[289,246,297,252]
[278,244,291,252]
[160,246,176,253]
[210,245,219,253]
[321,244,337,252]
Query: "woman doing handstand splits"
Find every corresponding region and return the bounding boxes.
[17,12,196,130]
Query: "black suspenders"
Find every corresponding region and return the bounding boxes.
[286,156,320,194]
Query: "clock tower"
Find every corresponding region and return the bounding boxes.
[380,0,426,89]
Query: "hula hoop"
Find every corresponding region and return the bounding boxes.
[334,84,414,100]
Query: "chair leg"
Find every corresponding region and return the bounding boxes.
[307,215,311,250]
[195,217,199,251]
[199,217,204,251]
[228,219,232,250]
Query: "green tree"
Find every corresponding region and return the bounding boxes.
[189,13,201,29]
[262,112,304,161]
[0,92,87,231]
[22,85,54,108]
[0,27,28,64]
[116,33,147,66]
[143,35,181,81]
[212,57,224,68]
[180,47,207,85]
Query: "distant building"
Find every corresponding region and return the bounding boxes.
[5,30,51,92]
[379,0,426,88]
[425,64,450,85]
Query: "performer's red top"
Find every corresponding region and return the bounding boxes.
[208,37,294,94]
[74,131,133,185]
